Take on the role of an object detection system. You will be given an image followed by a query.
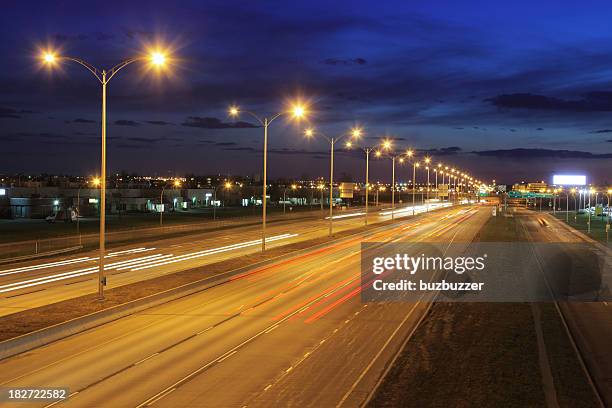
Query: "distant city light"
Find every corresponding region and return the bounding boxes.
[0,188,5,196]
[552,175,586,186]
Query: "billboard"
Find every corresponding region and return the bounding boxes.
[339,183,354,198]
[552,175,586,186]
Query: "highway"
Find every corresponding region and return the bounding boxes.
[514,208,612,406]
[0,205,487,408]
[0,203,450,316]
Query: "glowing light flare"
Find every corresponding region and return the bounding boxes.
[228,106,240,117]
[291,104,306,119]
[150,51,167,66]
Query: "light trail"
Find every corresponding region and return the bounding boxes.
[0,247,156,277]
[128,234,298,271]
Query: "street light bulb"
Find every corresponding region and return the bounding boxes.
[424,157,431,164]
[437,163,442,168]
[399,157,405,163]
[150,52,166,66]
[92,177,100,187]
[382,140,392,150]
[292,105,306,118]
[229,106,239,116]
[406,149,413,157]
[375,151,382,157]
[291,184,297,190]
[225,182,232,189]
[304,128,314,137]
[351,128,362,138]
[415,162,420,168]
[173,180,181,187]
[43,52,56,64]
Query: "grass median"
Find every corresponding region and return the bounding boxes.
[368,210,599,407]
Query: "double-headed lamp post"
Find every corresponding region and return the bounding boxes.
[346,131,380,226]
[304,127,361,236]
[378,139,403,220]
[229,104,306,251]
[41,48,170,300]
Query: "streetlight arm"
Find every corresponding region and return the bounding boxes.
[63,57,104,83]
[237,110,266,127]
[106,58,140,82]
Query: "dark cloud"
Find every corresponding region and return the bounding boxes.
[0,106,35,119]
[69,118,96,124]
[126,137,162,143]
[536,128,544,131]
[145,120,172,126]
[182,117,258,129]
[590,129,612,133]
[223,146,256,152]
[323,58,367,66]
[114,120,140,126]
[420,146,462,156]
[215,142,237,146]
[486,92,612,112]
[472,148,612,159]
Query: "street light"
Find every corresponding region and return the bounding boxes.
[303,126,360,236]
[424,157,431,212]
[376,139,407,220]
[229,102,307,251]
[40,47,171,300]
[345,129,381,226]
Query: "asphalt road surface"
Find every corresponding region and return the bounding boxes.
[0,203,450,316]
[0,205,485,408]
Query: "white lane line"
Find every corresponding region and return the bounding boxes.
[134,353,159,365]
[217,350,237,363]
[147,388,176,406]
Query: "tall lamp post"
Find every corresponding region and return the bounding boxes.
[424,157,431,211]
[346,132,381,226]
[412,159,420,215]
[228,104,306,251]
[41,48,170,300]
[304,127,361,236]
[377,139,406,221]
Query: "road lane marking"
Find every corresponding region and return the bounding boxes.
[217,350,238,363]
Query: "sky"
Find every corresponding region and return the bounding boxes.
[1,0,611,184]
